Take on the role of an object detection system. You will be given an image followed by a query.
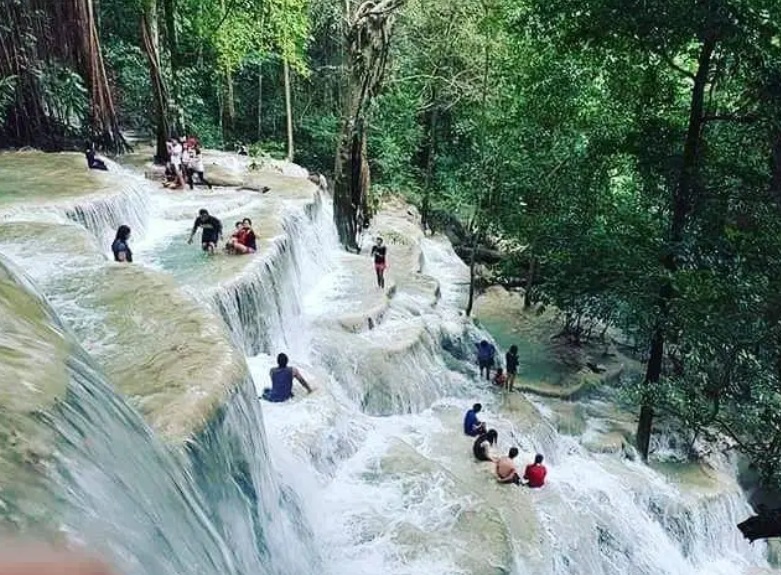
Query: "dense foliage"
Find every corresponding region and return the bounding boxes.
[3,0,781,487]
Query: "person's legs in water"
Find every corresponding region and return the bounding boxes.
[202,241,216,254]
[375,263,385,288]
[196,171,213,190]
[507,371,516,392]
[233,243,255,255]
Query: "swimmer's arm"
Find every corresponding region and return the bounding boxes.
[188,219,200,243]
[292,367,313,393]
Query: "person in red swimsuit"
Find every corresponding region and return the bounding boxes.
[227,218,257,255]
[523,453,547,488]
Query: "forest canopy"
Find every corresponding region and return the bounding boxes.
[3,0,781,489]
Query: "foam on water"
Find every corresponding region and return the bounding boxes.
[0,151,775,575]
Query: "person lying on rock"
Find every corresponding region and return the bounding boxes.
[261,353,314,402]
[463,403,487,437]
[188,208,222,254]
[473,429,498,462]
[495,447,521,485]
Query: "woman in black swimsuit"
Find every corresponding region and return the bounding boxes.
[370,237,387,289]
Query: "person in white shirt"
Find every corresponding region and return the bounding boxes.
[186,145,213,190]
[169,138,184,189]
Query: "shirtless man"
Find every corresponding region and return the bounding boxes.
[495,447,521,485]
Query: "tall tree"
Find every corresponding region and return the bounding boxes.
[0,0,126,151]
[333,0,405,250]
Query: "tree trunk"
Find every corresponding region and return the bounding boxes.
[421,103,438,233]
[524,253,536,308]
[222,70,235,142]
[257,62,263,141]
[333,0,405,250]
[162,0,183,134]
[0,0,125,151]
[636,34,717,461]
[465,233,478,317]
[284,57,294,162]
[140,0,170,163]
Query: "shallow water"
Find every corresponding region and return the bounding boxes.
[0,151,775,575]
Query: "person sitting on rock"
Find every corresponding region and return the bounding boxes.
[463,403,487,437]
[493,367,507,388]
[523,453,547,488]
[261,352,313,402]
[85,142,108,171]
[476,340,496,380]
[495,447,521,485]
[226,218,257,255]
[473,429,498,462]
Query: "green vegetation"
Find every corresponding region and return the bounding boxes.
[3,0,781,489]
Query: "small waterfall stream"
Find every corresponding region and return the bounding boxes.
[0,151,774,575]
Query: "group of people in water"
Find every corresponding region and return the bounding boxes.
[476,339,520,392]
[111,208,258,262]
[464,403,547,487]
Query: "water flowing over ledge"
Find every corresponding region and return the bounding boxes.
[0,150,774,575]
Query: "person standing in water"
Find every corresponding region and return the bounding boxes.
[370,237,387,289]
[476,340,496,380]
[188,208,223,254]
[505,344,519,391]
[111,225,132,262]
[187,145,213,190]
[261,352,314,402]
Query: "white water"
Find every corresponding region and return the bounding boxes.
[0,155,775,574]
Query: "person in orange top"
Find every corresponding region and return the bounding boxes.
[523,453,547,488]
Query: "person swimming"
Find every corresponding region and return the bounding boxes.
[463,403,487,437]
[187,208,223,254]
[495,447,521,485]
[473,429,498,462]
[111,225,132,262]
[261,352,314,402]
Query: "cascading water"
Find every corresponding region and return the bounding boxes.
[0,150,776,575]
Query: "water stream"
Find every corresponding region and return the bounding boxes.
[0,151,775,574]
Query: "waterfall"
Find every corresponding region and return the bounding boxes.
[0,151,774,575]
